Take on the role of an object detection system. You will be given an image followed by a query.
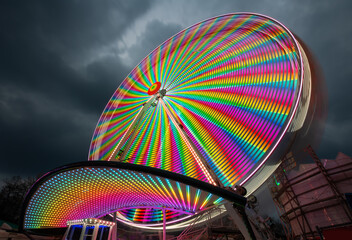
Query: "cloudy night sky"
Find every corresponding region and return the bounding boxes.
[1,0,351,179]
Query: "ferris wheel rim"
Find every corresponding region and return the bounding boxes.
[88,13,305,204]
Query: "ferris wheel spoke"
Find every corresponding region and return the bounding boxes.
[159,97,222,187]
[108,95,158,161]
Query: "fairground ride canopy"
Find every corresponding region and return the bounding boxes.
[20,161,245,233]
[89,13,309,190]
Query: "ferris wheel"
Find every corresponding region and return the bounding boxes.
[88,13,310,227]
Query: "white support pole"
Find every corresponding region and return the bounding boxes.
[79,223,87,240]
[62,224,70,240]
[163,208,166,240]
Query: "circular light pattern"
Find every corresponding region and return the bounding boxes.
[118,208,184,223]
[89,13,303,187]
[148,82,162,95]
[88,13,305,226]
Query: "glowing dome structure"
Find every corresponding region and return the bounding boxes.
[21,162,245,231]
[21,13,313,236]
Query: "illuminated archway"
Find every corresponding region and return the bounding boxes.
[20,161,245,233]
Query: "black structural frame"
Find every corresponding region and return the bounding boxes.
[20,161,247,233]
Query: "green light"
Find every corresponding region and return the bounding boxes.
[274,176,280,186]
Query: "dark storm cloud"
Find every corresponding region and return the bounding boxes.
[0,0,156,177]
[285,1,352,158]
[1,0,351,179]
[125,20,182,67]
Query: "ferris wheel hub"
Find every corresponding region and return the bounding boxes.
[159,89,167,97]
[148,82,161,95]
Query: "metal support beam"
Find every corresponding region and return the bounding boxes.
[109,95,158,161]
[224,202,258,240]
[159,98,222,187]
[305,145,352,221]
[92,224,99,240]
[113,211,117,240]
[79,223,87,240]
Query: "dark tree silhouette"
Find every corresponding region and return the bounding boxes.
[0,176,36,226]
